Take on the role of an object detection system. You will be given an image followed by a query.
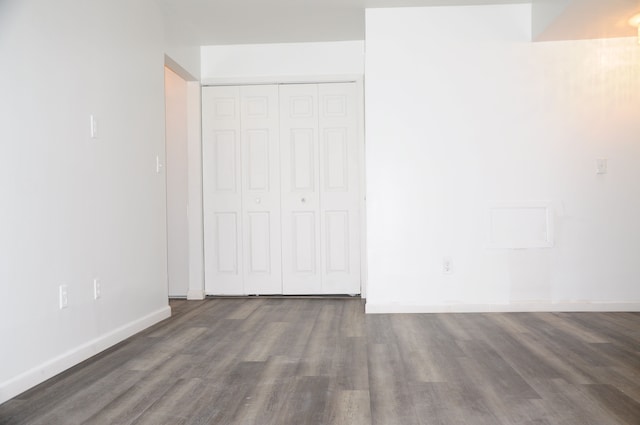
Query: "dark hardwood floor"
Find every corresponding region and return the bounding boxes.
[1,298,638,424]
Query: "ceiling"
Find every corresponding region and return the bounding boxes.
[158,0,528,45]
[157,0,640,46]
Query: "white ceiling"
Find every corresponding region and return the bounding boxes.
[158,0,528,45]
[157,0,640,46]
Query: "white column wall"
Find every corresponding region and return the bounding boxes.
[186,81,205,300]
[165,67,190,297]
[365,4,640,313]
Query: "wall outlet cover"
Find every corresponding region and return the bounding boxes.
[59,285,69,309]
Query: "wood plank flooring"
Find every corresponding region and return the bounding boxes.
[1,298,638,424]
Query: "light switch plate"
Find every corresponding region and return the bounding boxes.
[59,284,68,309]
[90,115,98,139]
[93,278,101,300]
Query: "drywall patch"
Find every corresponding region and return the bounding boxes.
[488,201,553,249]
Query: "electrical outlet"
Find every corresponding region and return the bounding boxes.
[443,258,453,275]
[93,278,101,300]
[59,284,68,309]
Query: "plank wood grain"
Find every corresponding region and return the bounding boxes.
[0,299,638,425]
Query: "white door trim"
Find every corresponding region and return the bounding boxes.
[355,80,367,299]
[164,56,206,301]
[202,74,363,87]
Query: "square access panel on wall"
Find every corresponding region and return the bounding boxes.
[488,201,554,249]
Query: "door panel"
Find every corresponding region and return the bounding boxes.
[292,212,317,273]
[246,130,270,191]
[247,212,271,273]
[203,83,361,296]
[280,84,322,294]
[324,128,349,191]
[319,83,361,294]
[215,212,239,273]
[202,86,243,294]
[291,129,315,191]
[325,210,349,273]
[213,131,238,191]
[241,85,282,295]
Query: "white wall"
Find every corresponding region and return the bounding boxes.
[185,82,205,300]
[161,5,201,80]
[200,41,365,83]
[165,67,189,297]
[0,0,170,403]
[365,4,640,313]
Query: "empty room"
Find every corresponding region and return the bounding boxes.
[1,0,639,424]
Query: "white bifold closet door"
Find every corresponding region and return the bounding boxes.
[203,82,360,295]
[318,83,360,295]
[202,86,242,294]
[280,83,360,295]
[241,86,282,294]
[202,85,281,295]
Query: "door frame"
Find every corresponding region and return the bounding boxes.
[164,56,205,300]
[200,75,368,298]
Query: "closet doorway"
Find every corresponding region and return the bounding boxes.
[202,82,362,295]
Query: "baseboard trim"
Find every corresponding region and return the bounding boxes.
[365,302,640,314]
[0,306,171,405]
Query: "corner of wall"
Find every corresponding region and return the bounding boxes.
[531,0,572,41]
[165,48,201,81]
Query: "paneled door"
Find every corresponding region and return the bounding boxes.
[203,82,361,296]
[280,84,323,294]
[202,86,243,294]
[203,85,282,295]
[240,85,282,294]
[280,83,361,294]
[318,83,361,294]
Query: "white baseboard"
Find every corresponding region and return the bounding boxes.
[186,289,205,300]
[365,302,640,314]
[0,306,171,405]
